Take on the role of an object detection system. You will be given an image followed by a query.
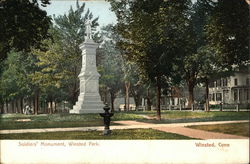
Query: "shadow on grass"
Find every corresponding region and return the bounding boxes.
[187,122,250,137]
[137,116,250,124]
[0,128,198,140]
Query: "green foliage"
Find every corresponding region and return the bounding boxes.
[109,0,192,85]
[0,50,34,101]
[98,24,124,107]
[205,0,249,66]
[108,0,194,119]
[0,0,51,62]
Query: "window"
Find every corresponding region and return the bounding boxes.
[209,94,212,101]
[234,90,238,102]
[223,78,228,86]
[209,82,214,88]
[217,79,221,87]
[223,90,229,100]
[246,78,249,86]
[171,98,174,105]
[244,89,249,101]
[239,89,242,101]
[234,78,238,86]
[212,93,215,101]
[216,93,222,101]
[247,89,249,100]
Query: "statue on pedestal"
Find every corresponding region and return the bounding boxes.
[70,18,103,114]
[85,19,92,40]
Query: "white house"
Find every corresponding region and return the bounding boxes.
[209,71,250,105]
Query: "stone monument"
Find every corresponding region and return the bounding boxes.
[70,19,103,114]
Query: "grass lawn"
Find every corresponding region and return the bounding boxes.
[146,110,250,119]
[187,122,250,137]
[139,111,250,124]
[0,113,144,130]
[0,114,103,130]
[0,111,249,130]
[0,128,196,140]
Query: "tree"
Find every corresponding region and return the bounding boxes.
[109,0,192,120]
[122,61,146,111]
[206,0,249,66]
[188,0,249,111]
[0,0,52,114]
[0,0,51,62]
[31,37,66,114]
[0,50,38,114]
[98,25,124,112]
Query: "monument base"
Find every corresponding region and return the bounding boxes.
[70,93,103,114]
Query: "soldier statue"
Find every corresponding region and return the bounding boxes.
[85,19,92,40]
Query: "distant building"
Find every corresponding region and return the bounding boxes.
[163,86,205,108]
[209,71,250,105]
[114,97,136,111]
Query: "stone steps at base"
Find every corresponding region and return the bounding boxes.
[70,109,103,114]
[72,100,104,113]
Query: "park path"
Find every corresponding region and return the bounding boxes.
[0,120,249,139]
[113,120,249,139]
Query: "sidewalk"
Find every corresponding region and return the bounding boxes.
[0,120,249,139]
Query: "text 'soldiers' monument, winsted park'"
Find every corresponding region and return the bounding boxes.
[70,19,103,114]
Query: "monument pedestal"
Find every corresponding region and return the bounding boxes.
[70,39,103,114]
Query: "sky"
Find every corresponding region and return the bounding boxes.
[40,0,117,28]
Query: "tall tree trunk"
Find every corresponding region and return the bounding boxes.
[131,88,141,111]
[125,82,130,111]
[44,101,47,114]
[110,92,115,112]
[205,78,210,112]
[6,100,9,113]
[133,96,140,111]
[146,88,152,111]
[11,101,14,113]
[187,80,195,109]
[37,89,40,114]
[156,76,161,120]
[72,79,78,105]
[124,96,126,111]
[16,99,19,113]
[0,101,4,114]
[14,100,17,113]
[34,94,37,115]
[49,100,53,114]
[33,96,36,114]
[20,97,23,114]
[55,102,57,113]
[47,101,49,114]
[63,101,65,111]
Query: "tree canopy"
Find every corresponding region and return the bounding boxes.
[0,0,51,62]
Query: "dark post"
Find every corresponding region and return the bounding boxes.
[99,104,114,135]
[236,103,239,112]
[192,104,195,111]
[220,102,223,111]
